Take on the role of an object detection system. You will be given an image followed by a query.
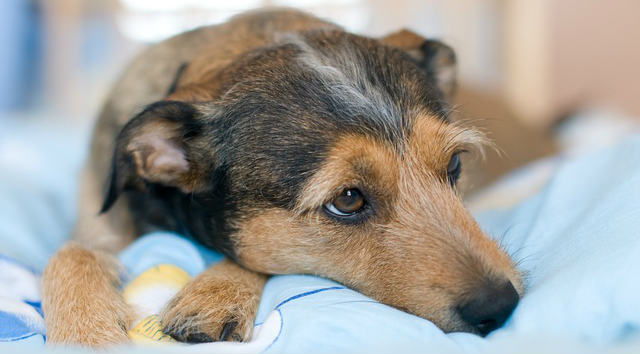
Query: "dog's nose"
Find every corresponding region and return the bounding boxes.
[458,280,519,336]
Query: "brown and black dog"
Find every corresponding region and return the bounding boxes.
[41,8,523,346]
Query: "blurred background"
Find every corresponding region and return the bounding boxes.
[1,0,640,190]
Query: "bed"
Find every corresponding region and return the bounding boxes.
[2,115,640,353]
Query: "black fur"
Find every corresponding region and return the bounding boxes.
[101,30,453,257]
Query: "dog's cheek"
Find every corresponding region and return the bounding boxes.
[231,209,324,274]
[229,208,465,331]
[231,209,377,278]
[229,208,390,284]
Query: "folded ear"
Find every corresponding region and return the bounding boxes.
[101,101,212,212]
[381,29,457,100]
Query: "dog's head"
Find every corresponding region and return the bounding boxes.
[103,28,522,335]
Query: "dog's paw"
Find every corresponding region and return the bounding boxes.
[42,243,131,347]
[160,276,261,343]
[46,297,130,347]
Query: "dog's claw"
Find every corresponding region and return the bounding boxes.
[219,321,238,341]
[185,332,214,343]
[159,260,263,344]
[164,319,244,343]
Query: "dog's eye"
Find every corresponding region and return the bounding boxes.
[447,152,462,186]
[324,189,365,217]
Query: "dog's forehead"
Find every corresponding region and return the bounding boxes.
[287,30,448,134]
[311,116,466,180]
[217,31,455,207]
[219,30,449,141]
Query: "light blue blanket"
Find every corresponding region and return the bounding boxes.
[2,118,640,352]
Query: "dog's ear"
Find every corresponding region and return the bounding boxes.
[381,29,457,100]
[101,101,212,212]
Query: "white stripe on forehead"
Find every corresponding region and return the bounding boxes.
[277,33,404,140]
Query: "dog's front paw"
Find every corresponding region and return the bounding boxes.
[46,296,130,346]
[42,243,131,347]
[160,268,263,343]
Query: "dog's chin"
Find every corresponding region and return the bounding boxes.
[436,320,484,337]
[443,322,484,336]
[436,314,510,337]
[418,312,487,337]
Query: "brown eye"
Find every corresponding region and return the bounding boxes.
[324,188,365,216]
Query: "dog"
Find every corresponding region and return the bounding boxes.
[41,8,523,346]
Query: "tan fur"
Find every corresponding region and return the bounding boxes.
[161,260,266,342]
[380,29,457,99]
[42,8,517,345]
[41,243,131,346]
[43,10,331,346]
[43,167,135,347]
[380,29,429,52]
[164,9,339,104]
[73,169,136,252]
[294,134,399,218]
[234,116,522,332]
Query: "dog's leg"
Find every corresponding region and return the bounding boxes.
[161,259,266,343]
[42,169,135,347]
[42,242,131,346]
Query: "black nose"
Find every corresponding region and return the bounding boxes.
[458,281,519,336]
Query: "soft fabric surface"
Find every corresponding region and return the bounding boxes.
[2,118,640,352]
